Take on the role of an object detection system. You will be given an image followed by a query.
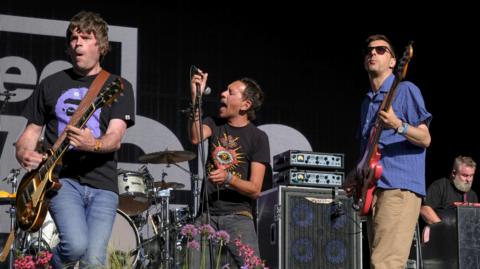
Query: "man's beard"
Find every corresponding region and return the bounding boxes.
[453,177,472,193]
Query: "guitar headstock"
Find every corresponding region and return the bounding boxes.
[95,78,124,108]
[395,41,414,80]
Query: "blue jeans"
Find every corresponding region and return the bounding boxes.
[48,178,118,269]
[191,213,260,269]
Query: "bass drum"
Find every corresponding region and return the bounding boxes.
[27,209,140,268]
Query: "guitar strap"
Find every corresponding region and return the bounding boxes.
[52,70,111,151]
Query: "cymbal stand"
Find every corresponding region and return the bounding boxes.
[136,164,156,268]
[172,163,199,217]
[156,188,172,269]
[4,168,20,269]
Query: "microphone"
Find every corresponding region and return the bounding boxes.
[191,65,203,78]
[203,86,212,95]
[190,65,212,96]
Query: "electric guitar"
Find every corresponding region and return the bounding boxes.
[15,78,123,232]
[353,42,414,216]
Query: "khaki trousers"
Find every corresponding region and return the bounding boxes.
[367,189,421,269]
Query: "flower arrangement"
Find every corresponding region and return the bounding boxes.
[14,251,52,269]
[180,224,267,269]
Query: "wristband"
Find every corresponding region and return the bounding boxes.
[93,139,102,152]
[224,172,233,187]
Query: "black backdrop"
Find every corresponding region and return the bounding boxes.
[1,1,479,267]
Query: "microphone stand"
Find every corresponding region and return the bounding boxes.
[5,169,20,269]
[193,83,215,269]
[0,91,16,178]
[0,91,15,115]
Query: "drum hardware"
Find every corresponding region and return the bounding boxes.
[134,153,197,268]
[153,181,185,190]
[161,161,200,218]
[131,214,148,230]
[138,148,200,219]
[152,187,173,269]
[0,168,20,268]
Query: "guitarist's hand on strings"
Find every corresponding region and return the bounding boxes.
[343,169,358,197]
[378,106,402,130]
[17,150,43,172]
[65,125,97,152]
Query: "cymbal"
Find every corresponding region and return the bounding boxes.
[0,190,15,205]
[153,181,185,190]
[0,190,15,198]
[138,150,196,164]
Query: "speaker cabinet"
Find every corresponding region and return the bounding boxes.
[257,186,362,269]
[423,206,480,269]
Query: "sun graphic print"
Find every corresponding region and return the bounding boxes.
[210,133,245,176]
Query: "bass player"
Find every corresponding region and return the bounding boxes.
[344,34,432,269]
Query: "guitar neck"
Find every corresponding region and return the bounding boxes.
[363,76,403,169]
[40,103,97,177]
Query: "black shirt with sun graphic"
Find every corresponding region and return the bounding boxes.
[201,117,270,215]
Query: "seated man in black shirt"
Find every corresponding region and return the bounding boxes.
[420,156,477,241]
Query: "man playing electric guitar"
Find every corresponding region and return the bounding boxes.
[15,11,135,268]
[344,34,432,269]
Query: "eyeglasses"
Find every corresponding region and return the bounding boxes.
[364,46,393,56]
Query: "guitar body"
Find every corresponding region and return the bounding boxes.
[16,159,62,232]
[356,148,383,216]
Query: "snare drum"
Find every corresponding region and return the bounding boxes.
[117,170,149,216]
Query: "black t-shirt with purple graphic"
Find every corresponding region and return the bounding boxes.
[22,68,135,194]
[201,117,270,215]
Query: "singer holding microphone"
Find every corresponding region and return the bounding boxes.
[188,66,270,268]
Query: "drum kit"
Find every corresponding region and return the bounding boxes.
[0,150,197,269]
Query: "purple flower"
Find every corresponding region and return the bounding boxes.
[198,224,216,238]
[187,240,201,250]
[181,224,198,238]
[215,230,230,245]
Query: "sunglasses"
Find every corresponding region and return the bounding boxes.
[364,46,393,56]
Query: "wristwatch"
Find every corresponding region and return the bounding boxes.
[397,122,409,135]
